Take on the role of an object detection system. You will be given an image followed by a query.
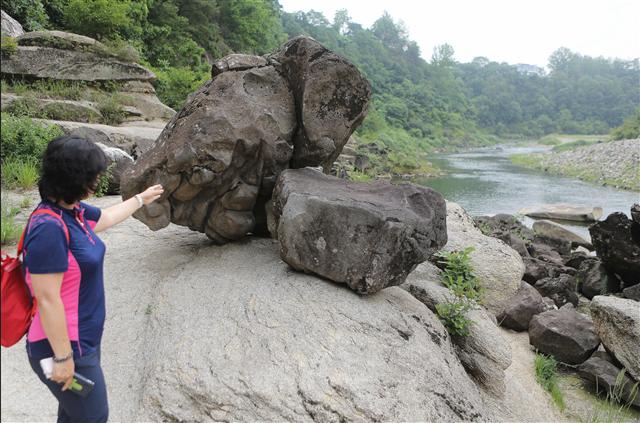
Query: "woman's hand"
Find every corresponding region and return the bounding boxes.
[51,358,75,391]
[139,184,164,205]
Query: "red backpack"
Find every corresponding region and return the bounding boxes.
[1,209,69,347]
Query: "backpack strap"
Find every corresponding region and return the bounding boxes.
[16,209,70,256]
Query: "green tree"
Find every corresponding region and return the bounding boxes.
[62,0,132,39]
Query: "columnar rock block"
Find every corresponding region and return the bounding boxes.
[272,168,447,294]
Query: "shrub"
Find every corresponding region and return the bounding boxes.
[1,158,40,189]
[5,95,40,117]
[0,200,22,245]
[434,247,483,337]
[96,97,125,125]
[610,108,640,141]
[152,66,209,110]
[348,169,374,182]
[0,114,64,163]
[101,38,140,63]
[62,0,132,40]
[534,353,565,411]
[94,164,113,197]
[0,34,18,56]
[437,247,484,303]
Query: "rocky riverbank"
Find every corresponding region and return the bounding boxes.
[510,138,640,191]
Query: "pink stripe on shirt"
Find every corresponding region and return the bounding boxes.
[26,251,82,343]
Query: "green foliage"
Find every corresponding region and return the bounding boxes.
[347,169,374,182]
[96,97,125,125]
[0,34,18,56]
[583,370,640,423]
[152,66,208,110]
[94,164,113,197]
[2,79,88,101]
[552,139,600,153]
[435,301,472,337]
[610,108,640,141]
[0,200,23,245]
[509,153,541,168]
[61,0,132,40]
[5,95,40,117]
[1,158,40,189]
[538,135,561,145]
[0,0,49,30]
[0,114,63,163]
[434,247,483,337]
[437,247,484,302]
[534,353,566,411]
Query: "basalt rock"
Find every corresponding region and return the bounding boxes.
[497,281,545,331]
[534,274,579,308]
[121,37,371,243]
[529,304,600,365]
[589,211,640,288]
[272,168,447,294]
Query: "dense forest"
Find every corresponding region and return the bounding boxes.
[2,0,639,169]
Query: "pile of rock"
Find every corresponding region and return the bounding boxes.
[1,10,175,194]
[477,206,640,407]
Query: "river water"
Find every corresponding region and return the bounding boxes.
[415,145,640,239]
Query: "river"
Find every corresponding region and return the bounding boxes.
[415,145,640,239]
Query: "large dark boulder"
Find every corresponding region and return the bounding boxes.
[497,281,546,331]
[578,353,640,408]
[121,37,371,243]
[529,305,600,365]
[534,274,578,308]
[589,211,640,288]
[272,168,447,294]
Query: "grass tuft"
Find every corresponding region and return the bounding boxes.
[534,353,566,411]
[1,200,23,245]
[1,158,40,189]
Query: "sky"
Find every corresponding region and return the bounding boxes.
[278,0,640,68]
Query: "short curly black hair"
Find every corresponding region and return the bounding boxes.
[38,136,108,204]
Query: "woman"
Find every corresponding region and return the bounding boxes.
[22,135,163,422]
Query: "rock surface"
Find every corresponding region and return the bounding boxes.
[268,37,372,171]
[589,211,640,288]
[534,273,579,308]
[576,258,609,299]
[138,239,491,422]
[532,219,591,249]
[578,354,640,408]
[520,204,603,222]
[0,195,572,423]
[438,203,524,316]
[623,284,640,301]
[401,263,512,397]
[497,281,546,331]
[529,305,600,365]
[121,37,371,243]
[1,9,23,37]
[514,138,640,191]
[95,143,134,194]
[43,119,164,159]
[2,45,155,82]
[273,168,447,294]
[590,295,640,381]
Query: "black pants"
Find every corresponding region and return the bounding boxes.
[29,349,109,423]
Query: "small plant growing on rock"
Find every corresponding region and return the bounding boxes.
[94,164,114,197]
[434,247,483,337]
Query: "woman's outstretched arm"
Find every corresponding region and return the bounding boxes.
[93,184,163,233]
